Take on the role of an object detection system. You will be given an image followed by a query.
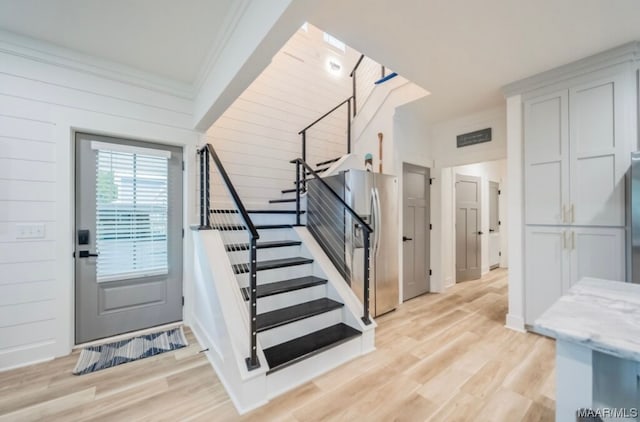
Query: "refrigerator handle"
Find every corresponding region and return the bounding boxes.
[373,187,382,257]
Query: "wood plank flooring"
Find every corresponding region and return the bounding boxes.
[0,269,555,421]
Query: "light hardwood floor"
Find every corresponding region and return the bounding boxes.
[0,269,555,421]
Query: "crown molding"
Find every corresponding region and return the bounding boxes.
[502,41,640,97]
[0,29,195,100]
[192,0,253,92]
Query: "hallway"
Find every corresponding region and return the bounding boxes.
[0,269,555,421]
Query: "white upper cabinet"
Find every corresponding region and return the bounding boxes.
[569,74,631,227]
[524,90,569,225]
[524,69,634,227]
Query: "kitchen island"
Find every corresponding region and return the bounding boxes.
[535,278,640,421]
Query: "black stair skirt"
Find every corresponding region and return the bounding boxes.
[233,257,313,274]
[256,298,343,332]
[240,276,327,300]
[315,157,341,167]
[263,323,361,373]
[212,224,292,231]
[226,240,301,252]
[211,209,304,215]
[269,198,297,204]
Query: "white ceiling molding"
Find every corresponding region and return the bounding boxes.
[192,0,252,93]
[0,29,195,100]
[502,41,640,97]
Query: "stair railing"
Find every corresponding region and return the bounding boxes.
[198,143,261,370]
[291,158,373,325]
[350,53,392,120]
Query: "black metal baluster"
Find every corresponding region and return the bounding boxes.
[246,234,260,370]
[347,99,352,154]
[362,229,371,324]
[295,161,301,226]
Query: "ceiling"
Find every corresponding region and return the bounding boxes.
[0,0,238,83]
[307,0,640,123]
[1,0,639,125]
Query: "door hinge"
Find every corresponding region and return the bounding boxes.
[182,296,185,306]
[498,220,501,226]
[498,189,501,195]
[499,251,502,257]
[429,269,432,276]
[182,161,185,171]
[429,223,432,230]
[182,228,184,238]
[429,178,433,185]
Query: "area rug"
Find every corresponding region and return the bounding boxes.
[73,326,188,375]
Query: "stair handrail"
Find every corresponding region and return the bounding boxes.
[198,143,261,370]
[297,96,353,167]
[291,158,373,325]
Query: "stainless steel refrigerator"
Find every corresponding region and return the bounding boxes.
[325,169,399,317]
[629,152,640,282]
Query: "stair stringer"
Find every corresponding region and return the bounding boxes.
[190,229,269,414]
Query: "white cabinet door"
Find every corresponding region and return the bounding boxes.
[524,90,570,225]
[570,227,625,287]
[525,226,571,324]
[569,73,632,227]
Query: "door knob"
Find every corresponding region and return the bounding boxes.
[402,236,413,242]
[477,231,483,235]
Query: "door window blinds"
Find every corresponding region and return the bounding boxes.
[93,143,170,283]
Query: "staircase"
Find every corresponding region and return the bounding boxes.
[222,216,362,374]
[191,144,374,413]
[191,53,387,412]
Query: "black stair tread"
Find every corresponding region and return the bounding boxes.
[211,209,304,215]
[281,188,302,194]
[305,167,329,176]
[214,224,292,231]
[316,157,341,167]
[269,198,297,204]
[225,240,302,252]
[263,323,361,373]
[240,276,327,300]
[256,298,344,332]
[233,256,314,274]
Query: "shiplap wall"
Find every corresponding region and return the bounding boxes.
[0,31,199,370]
[205,24,361,208]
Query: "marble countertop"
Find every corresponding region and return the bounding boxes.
[535,277,640,362]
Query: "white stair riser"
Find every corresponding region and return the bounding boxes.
[227,245,301,262]
[247,214,299,226]
[221,228,296,244]
[266,335,363,399]
[257,284,327,313]
[257,307,343,349]
[236,264,313,285]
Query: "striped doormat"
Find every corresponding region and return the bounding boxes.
[73,327,188,375]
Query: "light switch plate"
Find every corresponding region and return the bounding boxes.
[16,223,46,239]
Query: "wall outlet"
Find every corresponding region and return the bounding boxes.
[16,223,46,239]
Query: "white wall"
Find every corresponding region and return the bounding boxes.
[0,31,200,371]
[204,24,360,209]
[441,160,507,287]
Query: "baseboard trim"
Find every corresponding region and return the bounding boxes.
[505,313,526,332]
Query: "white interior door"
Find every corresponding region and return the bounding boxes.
[488,181,500,270]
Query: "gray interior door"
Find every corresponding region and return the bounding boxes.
[75,133,183,344]
[403,163,430,300]
[456,174,481,282]
[489,181,500,270]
